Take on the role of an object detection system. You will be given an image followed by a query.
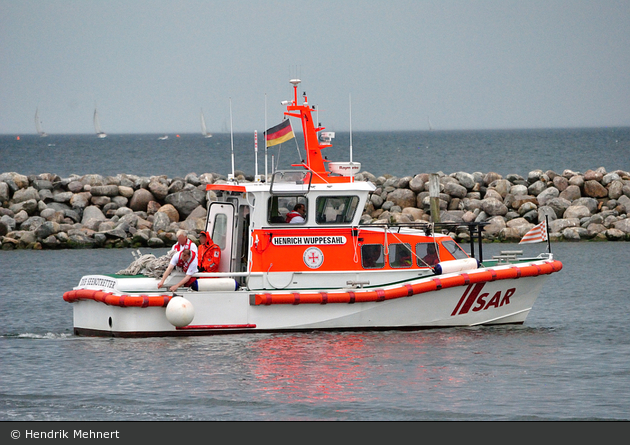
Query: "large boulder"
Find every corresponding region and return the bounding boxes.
[408,175,425,193]
[165,189,206,219]
[157,203,180,222]
[481,198,508,216]
[0,182,10,202]
[546,197,572,219]
[559,185,581,201]
[444,182,467,199]
[608,180,624,200]
[148,181,169,200]
[152,211,172,232]
[80,174,106,187]
[12,187,40,204]
[613,218,630,234]
[572,197,598,215]
[386,188,417,208]
[583,180,608,198]
[584,169,604,182]
[563,205,591,219]
[90,185,119,197]
[9,199,38,215]
[483,216,506,236]
[549,218,580,233]
[453,171,476,190]
[81,205,107,224]
[129,188,156,212]
[537,187,560,206]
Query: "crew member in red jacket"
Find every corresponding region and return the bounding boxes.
[197,231,221,272]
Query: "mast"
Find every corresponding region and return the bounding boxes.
[94,106,107,138]
[349,93,353,163]
[201,108,212,137]
[228,97,235,180]
[264,93,268,182]
[35,108,47,137]
[282,79,354,184]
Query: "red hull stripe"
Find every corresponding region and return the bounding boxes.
[451,284,472,316]
[457,282,486,315]
[177,324,256,330]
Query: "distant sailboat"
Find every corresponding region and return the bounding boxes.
[427,116,434,131]
[94,108,107,138]
[200,108,212,138]
[35,108,48,137]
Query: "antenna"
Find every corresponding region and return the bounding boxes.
[254,130,261,182]
[228,97,235,180]
[349,93,353,163]
[264,93,268,182]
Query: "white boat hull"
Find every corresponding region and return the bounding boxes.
[66,260,558,337]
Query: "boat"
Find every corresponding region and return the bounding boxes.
[201,108,213,138]
[158,135,169,140]
[35,108,48,137]
[94,107,107,138]
[62,79,563,337]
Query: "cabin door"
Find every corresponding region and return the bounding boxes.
[206,202,235,272]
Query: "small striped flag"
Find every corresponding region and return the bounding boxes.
[265,119,294,147]
[519,220,548,244]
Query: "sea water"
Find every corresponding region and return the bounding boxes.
[1,128,630,421]
[1,127,629,179]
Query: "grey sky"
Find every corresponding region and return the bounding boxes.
[1,0,629,134]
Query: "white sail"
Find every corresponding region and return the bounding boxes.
[200,108,212,137]
[94,108,107,138]
[35,108,47,137]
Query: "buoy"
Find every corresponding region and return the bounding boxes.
[165,296,194,327]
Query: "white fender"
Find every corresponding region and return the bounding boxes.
[165,296,195,327]
[433,258,480,275]
[194,278,239,292]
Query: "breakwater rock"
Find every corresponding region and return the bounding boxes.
[1,167,629,250]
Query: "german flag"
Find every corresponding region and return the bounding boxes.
[265,119,294,147]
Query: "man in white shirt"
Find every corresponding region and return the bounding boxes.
[171,229,198,254]
[286,203,306,224]
[157,248,198,292]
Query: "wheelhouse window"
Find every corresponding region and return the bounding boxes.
[416,242,440,267]
[211,213,228,250]
[442,240,469,260]
[361,244,384,269]
[267,196,308,224]
[389,243,413,268]
[315,196,359,224]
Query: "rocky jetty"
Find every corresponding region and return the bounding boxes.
[1,167,629,250]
